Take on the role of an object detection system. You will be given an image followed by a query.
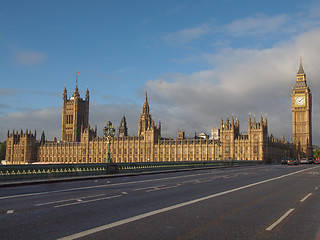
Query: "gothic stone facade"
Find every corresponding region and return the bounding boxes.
[61,84,89,142]
[7,61,311,164]
[6,129,37,164]
[291,59,313,158]
[6,90,293,164]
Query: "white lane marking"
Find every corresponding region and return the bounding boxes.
[223,175,234,179]
[133,185,166,192]
[300,193,312,202]
[315,187,319,190]
[58,168,312,240]
[182,180,196,184]
[0,165,274,201]
[54,195,122,208]
[145,185,180,192]
[182,174,244,184]
[6,210,14,214]
[2,166,318,201]
[0,172,217,200]
[121,192,128,195]
[266,208,295,231]
[193,179,214,184]
[35,194,106,206]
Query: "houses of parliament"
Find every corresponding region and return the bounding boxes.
[5,60,313,164]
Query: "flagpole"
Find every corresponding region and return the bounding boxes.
[76,71,79,86]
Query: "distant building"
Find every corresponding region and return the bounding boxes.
[6,129,37,163]
[117,115,128,137]
[197,133,209,139]
[6,60,311,164]
[211,128,220,140]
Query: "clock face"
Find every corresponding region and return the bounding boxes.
[295,96,305,106]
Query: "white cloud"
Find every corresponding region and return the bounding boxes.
[164,14,289,46]
[0,88,20,96]
[0,102,142,141]
[0,107,60,141]
[2,30,320,146]
[164,23,211,44]
[147,29,320,145]
[224,14,290,37]
[90,102,141,137]
[163,9,320,48]
[3,30,320,144]
[166,4,187,15]
[14,49,46,66]
[2,8,320,148]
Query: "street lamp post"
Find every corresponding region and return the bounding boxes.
[103,120,115,163]
[216,140,221,161]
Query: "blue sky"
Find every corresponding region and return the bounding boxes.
[1,0,320,145]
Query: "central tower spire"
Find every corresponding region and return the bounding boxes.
[138,91,152,136]
[142,91,150,115]
[137,91,161,143]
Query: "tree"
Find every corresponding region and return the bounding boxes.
[313,149,320,159]
[0,141,6,160]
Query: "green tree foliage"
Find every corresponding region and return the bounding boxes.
[0,141,6,160]
[313,149,320,158]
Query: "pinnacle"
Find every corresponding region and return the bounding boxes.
[297,57,305,75]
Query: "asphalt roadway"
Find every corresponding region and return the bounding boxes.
[0,164,319,240]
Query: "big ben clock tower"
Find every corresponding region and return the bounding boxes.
[292,58,312,158]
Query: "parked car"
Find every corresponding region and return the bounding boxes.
[299,158,309,164]
[314,158,320,164]
[281,158,288,164]
[287,159,299,165]
[308,158,314,164]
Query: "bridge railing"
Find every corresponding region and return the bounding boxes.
[0,160,262,182]
[0,163,107,182]
[117,160,260,172]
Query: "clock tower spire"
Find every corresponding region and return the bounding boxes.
[291,58,312,158]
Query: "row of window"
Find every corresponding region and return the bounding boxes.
[66,115,73,124]
[36,145,261,160]
[116,157,213,162]
[225,135,259,140]
[39,146,217,156]
[225,146,259,154]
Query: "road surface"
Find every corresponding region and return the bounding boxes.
[0,164,319,239]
